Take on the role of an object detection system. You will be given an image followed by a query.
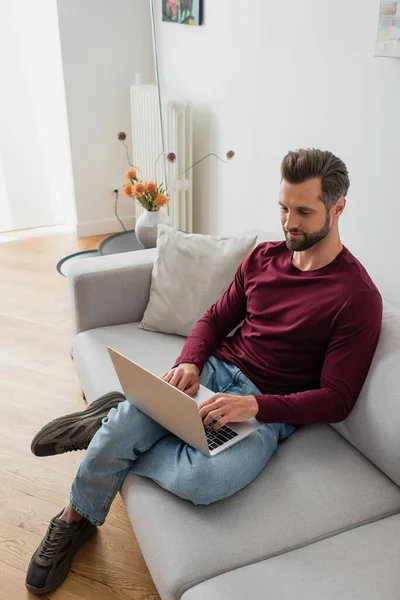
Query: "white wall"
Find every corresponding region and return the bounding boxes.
[155,0,400,307]
[0,0,74,233]
[57,0,155,237]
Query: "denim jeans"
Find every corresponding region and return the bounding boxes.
[70,356,296,525]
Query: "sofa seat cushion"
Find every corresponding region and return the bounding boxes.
[121,425,400,600]
[72,323,186,403]
[181,513,400,600]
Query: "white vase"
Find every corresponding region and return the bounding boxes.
[135,209,172,249]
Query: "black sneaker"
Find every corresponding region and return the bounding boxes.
[31,391,126,456]
[25,511,97,595]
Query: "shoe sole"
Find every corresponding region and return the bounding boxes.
[25,521,97,595]
[31,391,126,456]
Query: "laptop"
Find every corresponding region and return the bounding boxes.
[108,347,263,457]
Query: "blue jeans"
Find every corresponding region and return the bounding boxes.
[70,356,296,525]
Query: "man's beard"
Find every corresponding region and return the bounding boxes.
[284,211,331,252]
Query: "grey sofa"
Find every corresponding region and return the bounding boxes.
[69,233,400,600]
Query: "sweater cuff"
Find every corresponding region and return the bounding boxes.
[173,356,204,374]
[254,394,281,423]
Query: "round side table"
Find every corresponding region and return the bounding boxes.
[98,230,144,255]
[57,230,144,277]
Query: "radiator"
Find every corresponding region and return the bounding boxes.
[130,84,193,232]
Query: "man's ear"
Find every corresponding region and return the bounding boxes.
[334,197,346,218]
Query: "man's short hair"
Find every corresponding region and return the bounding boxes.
[281,148,350,209]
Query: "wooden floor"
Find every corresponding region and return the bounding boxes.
[0,229,160,600]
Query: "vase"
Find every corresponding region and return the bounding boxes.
[135,209,172,249]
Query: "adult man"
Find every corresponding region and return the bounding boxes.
[26,148,382,595]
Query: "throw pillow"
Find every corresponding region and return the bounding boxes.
[140,225,257,337]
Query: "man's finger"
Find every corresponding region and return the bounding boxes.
[184,382,199,397]
[203,408,226,428]
[199,398,224,420]
[170,372,191,391]
[169,370,184,387]
[212,416,230,431]
[177,374,191,391]
[199,393,223,410]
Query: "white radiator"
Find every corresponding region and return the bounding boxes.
[130,85,193,232]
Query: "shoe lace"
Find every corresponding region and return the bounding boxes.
[58,436,92,453]
[39,522,71,560]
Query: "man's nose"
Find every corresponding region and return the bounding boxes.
[285,213,299,231]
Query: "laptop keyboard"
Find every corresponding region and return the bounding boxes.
[204,420,239,451]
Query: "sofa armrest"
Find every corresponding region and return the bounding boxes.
[68,248,157,335]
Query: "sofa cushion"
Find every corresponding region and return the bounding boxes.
[72,323,186,403]
[181,513,400,600]
[140,225,257,337]
[121,425,400,600]
[332,301,400,486]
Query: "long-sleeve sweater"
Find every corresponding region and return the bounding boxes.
[173,241,383,425]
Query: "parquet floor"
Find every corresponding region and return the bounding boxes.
[0,228,160,600]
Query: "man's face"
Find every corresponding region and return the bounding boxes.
[279,178,332,252]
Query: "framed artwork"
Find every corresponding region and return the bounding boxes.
[375,1,400,58]
[162,0,203,26]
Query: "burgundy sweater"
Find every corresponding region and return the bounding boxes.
[174,242,383,425]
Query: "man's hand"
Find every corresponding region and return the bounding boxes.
[199,393,259,430]
[162,363,200,397]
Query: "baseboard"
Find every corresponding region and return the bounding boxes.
[76,216,136,238]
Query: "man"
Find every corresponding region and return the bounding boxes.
[26,149,383,595]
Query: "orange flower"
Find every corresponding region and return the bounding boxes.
[133,182,145,197]
[155,194,169,207]
[145,181,157,194]
[122,183,134,196]
[124,168,137,180]
[135,182,145,194]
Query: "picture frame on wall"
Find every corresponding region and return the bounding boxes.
[162,0,203,26]
[375,0,400,58]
